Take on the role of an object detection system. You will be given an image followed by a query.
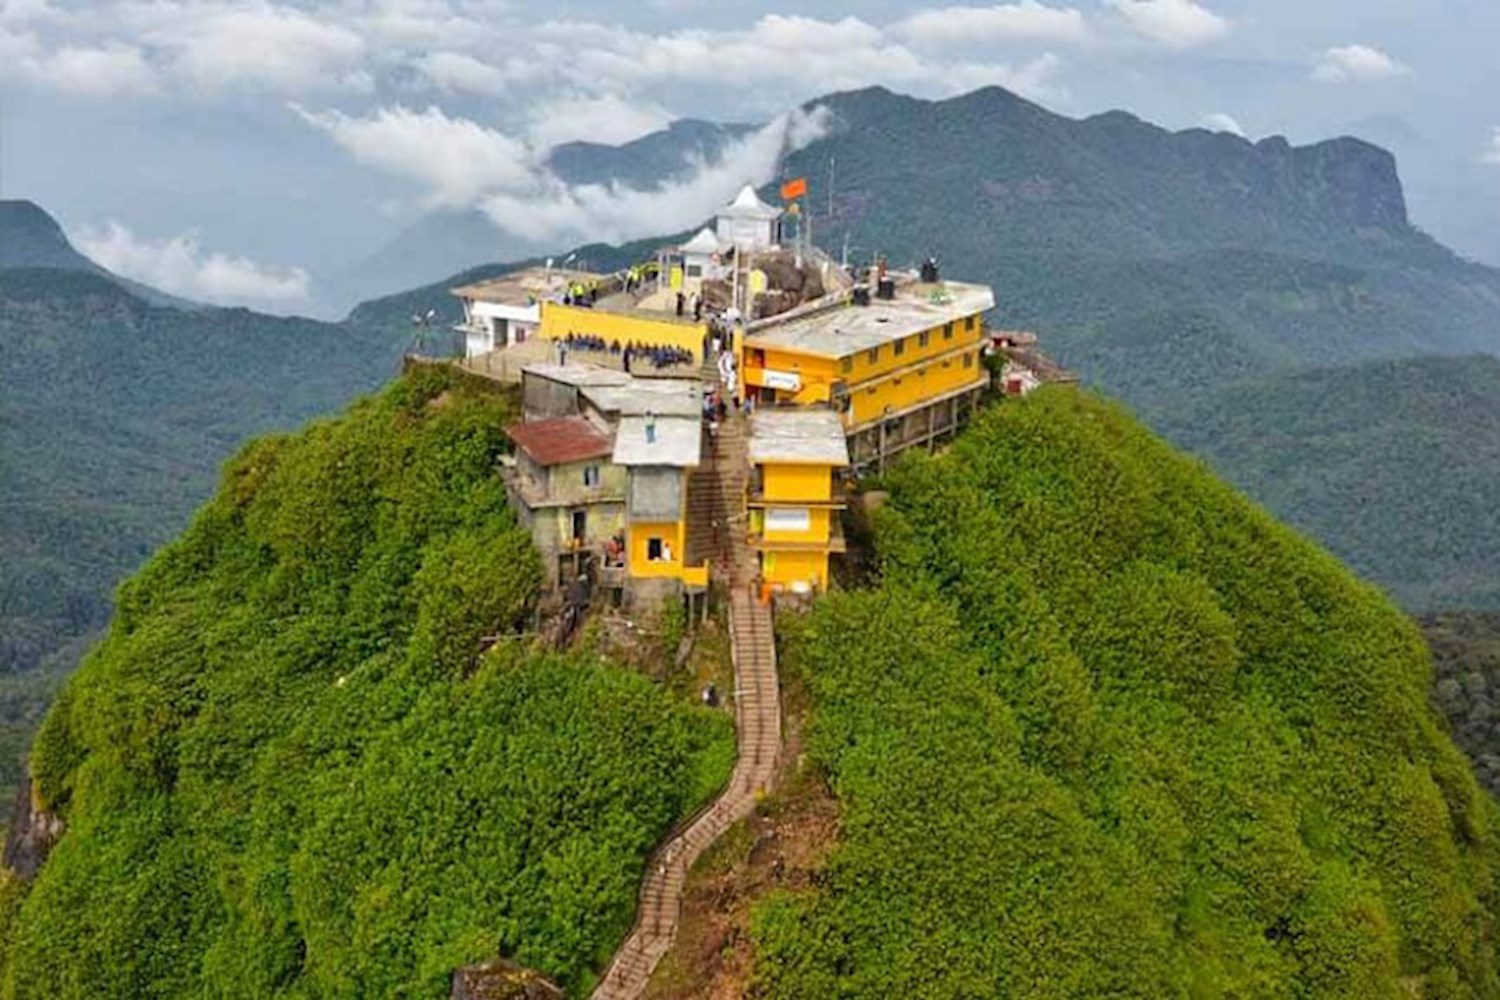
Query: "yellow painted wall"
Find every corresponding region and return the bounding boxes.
[744,311,985,411]
[842,313,985,386]
[742,345,838,405]
[540,302,707,363]
[847,349,985,427]
[628,520,685,579]
[762,550,828,590]
[762,463,833,503]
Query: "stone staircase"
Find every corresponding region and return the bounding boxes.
[591,412,777,1000]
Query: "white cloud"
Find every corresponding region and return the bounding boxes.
[1200,112,1244,136]
[1106,0,1228,48]
[21,41,156,95]
[894,2,1089,46]
[410,51,512,96]
[1312,44,1409,84]
[292,103,539,208]
[126,1,369,93]
[0,3,1077,108]
[297,94,830,250]
[526,93,674,150]
[478,106,832,247]
[1481,129,1500,167]
[76,222,311,306]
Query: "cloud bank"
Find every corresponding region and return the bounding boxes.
[77,222,312,307]
[298,100,832,249]
[1107,0,1229,49]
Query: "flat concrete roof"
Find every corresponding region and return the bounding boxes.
[452,266,606,305]
[749,409,850,466]
[612,416,702,467]
[745,276,995,359]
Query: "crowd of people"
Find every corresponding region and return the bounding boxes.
[558,333,695,372]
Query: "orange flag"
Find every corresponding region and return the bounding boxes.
[780,177,808,201]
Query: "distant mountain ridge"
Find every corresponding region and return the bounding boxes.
[0,199,204,310]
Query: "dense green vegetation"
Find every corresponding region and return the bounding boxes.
[753,389,1500,998]
[1158,355,1500,611]
[0,367,731,997]
[1425,612,1500,799]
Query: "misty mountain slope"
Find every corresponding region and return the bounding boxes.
[0,261,400,695]
[328,120,754,310]
[0,199,203,311]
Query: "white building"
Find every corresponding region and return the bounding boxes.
[451,267,602,359]
[716,184,783,251]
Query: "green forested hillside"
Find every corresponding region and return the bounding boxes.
[0,367,733,997]
[0,265,403,795]
[753,389,1499,998]
[1158,355,1500,610]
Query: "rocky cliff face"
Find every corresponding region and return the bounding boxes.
[2,771,63,881]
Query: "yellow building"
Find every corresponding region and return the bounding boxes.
[747,409,850,596]
[740,268,994,472]
[609,413,710,597]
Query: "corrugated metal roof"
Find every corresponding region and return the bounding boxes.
[505,416,613,466]
[749,409,850,466]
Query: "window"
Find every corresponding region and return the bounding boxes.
[841,356,853,374]
[583,464,601,488]
[944,322,954,340]
[685,264,703,277]
[648,537,664,561]
[867,346,880,364]
[965,315,976,332]
[918,330,929,348]
[894,338,906,357]
[963,352,974,369]
[571,510,586,542]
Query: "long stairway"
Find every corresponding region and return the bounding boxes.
[592,414,780,1000]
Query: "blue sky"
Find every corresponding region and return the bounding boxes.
[2,0,1496,313]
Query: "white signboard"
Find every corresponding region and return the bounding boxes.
[761,369,802,392]
[765,507,812,533]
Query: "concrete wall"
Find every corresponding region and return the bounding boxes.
[545,458,627,505]
[628,467,683,522]
[522,374,581,420]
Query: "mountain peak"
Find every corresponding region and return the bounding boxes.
[0,199,97,272]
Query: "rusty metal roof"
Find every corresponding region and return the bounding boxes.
[505,416,613,466]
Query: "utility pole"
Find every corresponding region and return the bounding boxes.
[827,156,835,221]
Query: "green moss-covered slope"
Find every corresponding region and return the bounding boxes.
[0,367,731,998]
[753,389,1500,999]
